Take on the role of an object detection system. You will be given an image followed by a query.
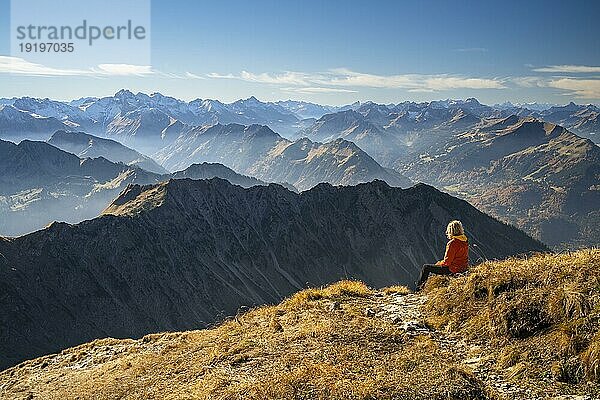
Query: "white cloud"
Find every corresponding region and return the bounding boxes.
[206,67,506,92]
[159,72,186,79]
[93,64,153,76]
[280,87,357,94]
[0,56,155,77]
[547,78,600,99]
[322,68,505,90]
[512,75,600,99]
[406,88,436,93]
[454,47,488,53]
[208,71,316,86]
[533,65,600,73]
[185,71,205,79]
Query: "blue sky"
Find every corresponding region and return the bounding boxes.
[0,0,599,105]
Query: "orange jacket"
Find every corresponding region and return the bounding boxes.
[436,235,469,273]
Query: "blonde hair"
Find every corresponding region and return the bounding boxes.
[446,220,464,238]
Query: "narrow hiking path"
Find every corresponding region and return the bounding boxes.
[373,291,596,399]
[374,292,539,400]
[2,287,596,399]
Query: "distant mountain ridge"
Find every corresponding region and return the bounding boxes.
[0,138,286,236]
[155,123,412,191]
[396,118,600,248]
[48,130,168,174]
[2,92,597,149]
[0,177,547,370]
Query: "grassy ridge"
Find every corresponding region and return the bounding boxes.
[425,249,600,386]
[1,281,490,400]
[3,250,600,399]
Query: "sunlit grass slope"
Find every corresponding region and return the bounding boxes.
[2,281,489,400]
[3,250,600,399]
[425,248,600,387]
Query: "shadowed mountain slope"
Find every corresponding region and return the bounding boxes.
[0,178,546,370]
[48,130,169,174]
[0,139,282,236]
[155,123,411,190]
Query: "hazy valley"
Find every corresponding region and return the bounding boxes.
[0,92,598,248]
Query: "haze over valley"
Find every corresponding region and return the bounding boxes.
[1,91,597,248]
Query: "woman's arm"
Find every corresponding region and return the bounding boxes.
[436,240,456,266]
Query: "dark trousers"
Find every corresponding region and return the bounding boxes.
[417,264,452,288]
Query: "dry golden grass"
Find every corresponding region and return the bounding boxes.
[381,285,412,296]
[282,280,373,310]
[425,248,600,389]
[5,250,600,399]
[0,280,492,400]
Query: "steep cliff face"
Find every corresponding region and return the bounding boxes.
[0,105,68,142]
[0,178,546,370]
[171,162,268,188]
[0,138,165,236]
[0,137,295,236]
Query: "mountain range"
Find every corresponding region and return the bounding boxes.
[0,177,546,370]
[1,91,311,150]
[1,91,598,249]
[0,135,282,236]
[0,105,69,142]
[0,138,163,236]
[298,103,600,248]
[155,123,411,191]
[400,118,600,248]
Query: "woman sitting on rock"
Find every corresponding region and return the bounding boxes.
[416,220,469,290]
